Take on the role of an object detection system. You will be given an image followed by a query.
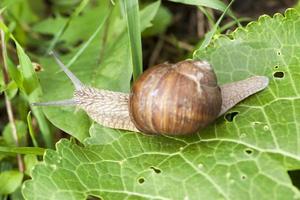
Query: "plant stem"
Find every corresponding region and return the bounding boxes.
[0,17,24,172]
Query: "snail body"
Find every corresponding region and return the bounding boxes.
[33,52,269,135]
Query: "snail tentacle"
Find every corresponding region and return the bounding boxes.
[50,51,84,90]
[219,76,269,117]
[31,99,77,107]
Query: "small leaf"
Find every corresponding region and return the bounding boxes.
[46,0,90,54]
[2,120,27,147]
[142,4,172,37]
[139,1,161,31]
[123,0,143,80]
[15,42,38,94]
[24,154,38,176]
[0,170,23,195]
[2,80,18,100]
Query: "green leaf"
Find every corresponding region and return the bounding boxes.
[198,0,234,50]
[123,0,143,80]
[65,12,109,68]
[24,154,38,176]
[0,30,25,92]
[168,0,234,17]
[24,9,300,199]
[0,170,23,195]
[2,120,27,147]
[139,1,161,31]
[168,0,228,11]
[169,0,239,25]
[24,137,300,200]
[50,0,81,12]
[10,186,24,200]
[0,7,6,14]
[0,22,52,146]
[32,2,110,47]
[3,80,18,100]
[45,0,90,54]
[26,111,39,147]
[0,21,52,147]
[15,42,38,94]
[14,41,52,147]
[142,4,172,37]
[0,0,22,8]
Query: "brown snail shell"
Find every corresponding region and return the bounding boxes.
[129,61,222,135]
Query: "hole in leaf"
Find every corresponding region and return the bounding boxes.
[150,166,161,174]
[277,51,281,56]
[138,177,145,184]
[288,170,300,190]
[244,149,253,155]
[225,112,239,122]
[86,195,102,200]
[39,33,54,41]
[241,175,247,180]
[61,12,72,17]
[58,47,71,55]
[273,71,284,78]
[274,65,279,69]
[74,39,84,47]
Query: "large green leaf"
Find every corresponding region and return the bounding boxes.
[23,9,300,200]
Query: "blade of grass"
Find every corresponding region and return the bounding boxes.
[45,0,90,54]
[0,146,45,155]
[110,0,115,5]
[169,0,241,27]
[198,6,215,27]
[168,0,235,17]
[66,12,110,68]
[219,17,251,33]
[27,111,38,147]
[197,0,234,51]
[122,0,143,80]
[168,0,226,10]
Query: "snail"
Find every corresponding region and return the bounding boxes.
[32,52,269,135]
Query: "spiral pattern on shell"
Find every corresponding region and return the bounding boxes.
[129,60,222,135]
